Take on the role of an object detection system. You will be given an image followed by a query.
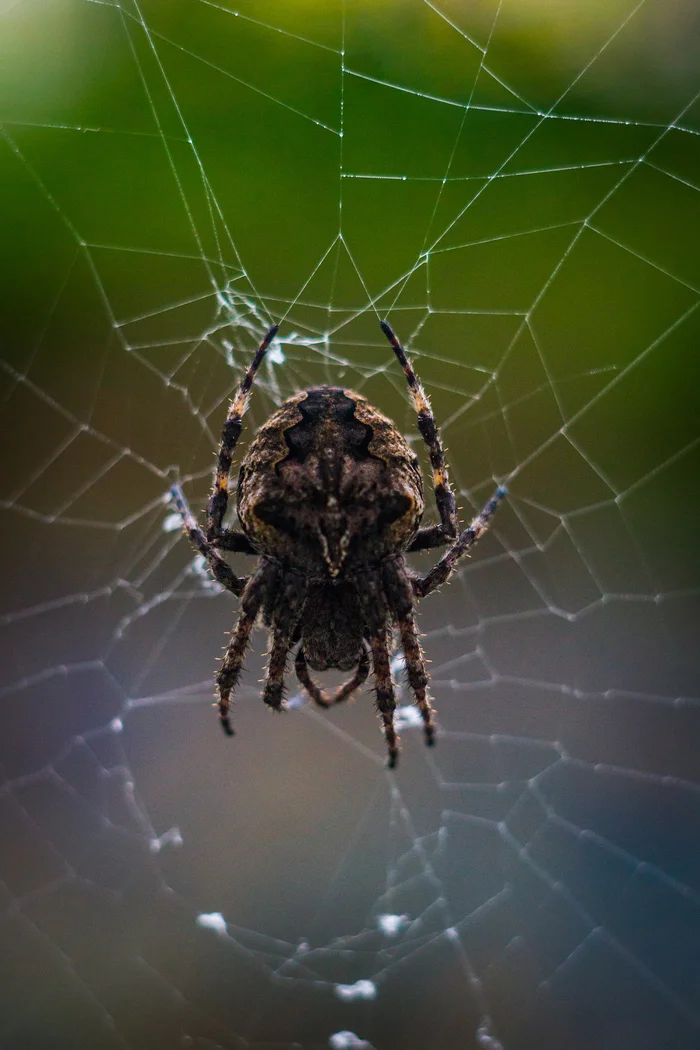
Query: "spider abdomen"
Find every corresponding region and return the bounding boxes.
[237,386,424,577]
[301,581,362,671]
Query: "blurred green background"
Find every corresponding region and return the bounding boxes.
[1,2,699,1049]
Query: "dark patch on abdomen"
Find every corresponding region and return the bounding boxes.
[283,387,372,463]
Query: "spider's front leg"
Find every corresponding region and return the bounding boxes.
[414,485,507,598]
[207,324,278,544]
[380,321,458,553]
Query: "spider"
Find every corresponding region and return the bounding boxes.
[171,321,506,768]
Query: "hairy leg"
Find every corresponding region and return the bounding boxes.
[260,574,307,711]
[354,567,399,765]
[369,627,399,768]
[216,565,273,734]
[380,321,457,551]
[214,527,258,554]
[414,485,507,598]
[262,626,292,712]
[406,530,450,552]
[171,482,249,596]
[383,560,435,749]
[207,323,279,541]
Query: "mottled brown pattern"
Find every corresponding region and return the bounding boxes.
[172,321,506,767]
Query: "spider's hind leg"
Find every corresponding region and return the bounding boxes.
[263,627,292,712]
[216,565,271,734]
[383,560,436,751]
[369,627,399,769]
[260,574,308,712]
[396,615,435,747]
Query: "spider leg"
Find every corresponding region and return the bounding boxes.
[262,626,292,712]
[207,323,279,542]
[369,627,399,769]
[294,643,370,708]
[216,565,272,734]
[261,575,307,711]
[406,528,450,553]
[215,527,258,554]
[414,485,507,599]
[170,483,248,596]
[380,321,457,551]
[398,614,435,746]
[353,565,401,766]
[382,560,435,749]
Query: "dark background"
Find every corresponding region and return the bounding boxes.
[1,1,699,1048]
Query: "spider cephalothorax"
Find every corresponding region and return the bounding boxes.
[172,322,506,767]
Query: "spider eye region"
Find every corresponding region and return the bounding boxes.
[237,386,424,575]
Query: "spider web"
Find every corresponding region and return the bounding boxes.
[1,1,699,1047]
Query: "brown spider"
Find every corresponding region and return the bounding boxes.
[171,321,506,768]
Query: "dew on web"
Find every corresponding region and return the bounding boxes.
[1,1,699,1048]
